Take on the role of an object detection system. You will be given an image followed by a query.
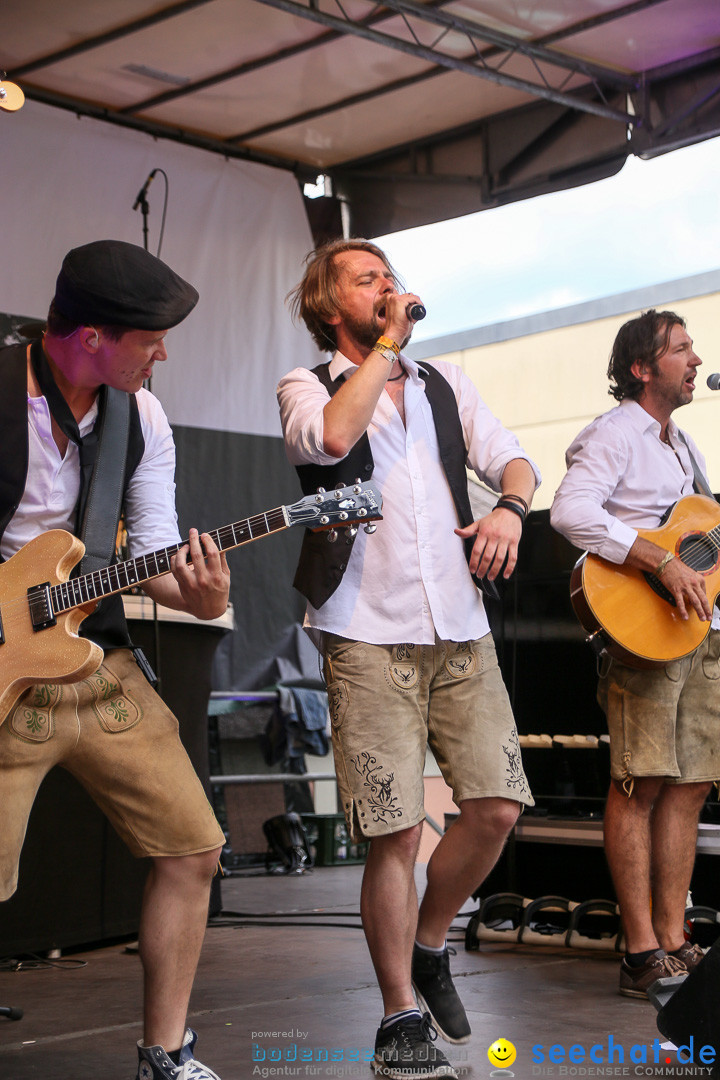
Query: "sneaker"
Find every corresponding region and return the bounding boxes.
[671,941,706,973]
[619,950,687,999]
[372,1012,458,1079]
[137,1028,221,1080]
[411,945,471,1044]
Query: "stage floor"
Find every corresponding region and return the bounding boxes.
[0,864,701,1079]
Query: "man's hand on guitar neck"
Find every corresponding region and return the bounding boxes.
[626,536,712,622]
[144,529,231,620]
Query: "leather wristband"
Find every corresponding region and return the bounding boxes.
[493,497,526,523]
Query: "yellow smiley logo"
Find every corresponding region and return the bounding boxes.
[488,1038,517,1069]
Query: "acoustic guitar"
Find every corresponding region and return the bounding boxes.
[570,493,720,669]
[0,482,382,718]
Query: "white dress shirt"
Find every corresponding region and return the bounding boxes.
[278,353,541,645]
[550,398,706,562]
[1,387,181,563]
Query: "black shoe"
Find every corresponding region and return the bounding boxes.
[411,945,471,1044]
[372,1013,458,1078]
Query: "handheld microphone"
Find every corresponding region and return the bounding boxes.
[406,303,426,322]
[132,169,158,211]
[707,374,720,391]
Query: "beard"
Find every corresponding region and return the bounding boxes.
[341,308,410,352]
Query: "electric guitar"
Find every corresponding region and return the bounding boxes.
[570,493,720,669]
[0,482,382,718]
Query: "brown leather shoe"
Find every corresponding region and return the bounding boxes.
[671,941,706,973]
[619,950,687,998]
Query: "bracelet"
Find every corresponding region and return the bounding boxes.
[375,335,400,356]
[372,344,398,364]
[493,497,526,523]
[499,493,529,515]
[655,551,675,577]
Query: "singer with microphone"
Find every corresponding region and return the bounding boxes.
[551,308,717,1002]
[277,238,539,1080]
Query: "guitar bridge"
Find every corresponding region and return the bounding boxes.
[27,582,57,630]
[643,572,676,607]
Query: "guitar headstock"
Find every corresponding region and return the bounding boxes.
[287,481,383,534]
[0,75,24,113]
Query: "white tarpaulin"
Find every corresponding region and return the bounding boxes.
[1,99,318,437]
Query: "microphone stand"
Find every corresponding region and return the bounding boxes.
[130,169,164,693]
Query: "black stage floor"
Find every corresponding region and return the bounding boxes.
[0,865,704,1079]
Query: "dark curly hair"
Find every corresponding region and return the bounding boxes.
[287,238,401,353]
[607,309,686,402]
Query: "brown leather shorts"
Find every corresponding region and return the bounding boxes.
[598,628,720,791]
[0,648,224,900]
[323,632,533,841]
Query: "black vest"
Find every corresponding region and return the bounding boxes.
[0,342,145,648]
[293,361,496,609]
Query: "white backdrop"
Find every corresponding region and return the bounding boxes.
[0,100,318,436]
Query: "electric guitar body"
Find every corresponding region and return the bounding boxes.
[0,531,102,718]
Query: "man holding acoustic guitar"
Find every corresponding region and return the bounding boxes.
[0,240,230,1079]
[551,308,717,999]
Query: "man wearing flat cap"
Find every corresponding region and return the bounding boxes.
[0,240,230,1080]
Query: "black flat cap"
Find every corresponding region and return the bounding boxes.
[53,239,198,330]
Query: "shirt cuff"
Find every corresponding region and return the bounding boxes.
[595,518,637,565]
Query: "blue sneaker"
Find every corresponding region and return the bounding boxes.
[136,1028,221,1079]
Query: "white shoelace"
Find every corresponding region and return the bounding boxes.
[175,1059,222,1080]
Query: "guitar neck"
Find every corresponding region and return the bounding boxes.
[50,506,289,614]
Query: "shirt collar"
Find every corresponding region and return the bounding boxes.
[619,397,679,441]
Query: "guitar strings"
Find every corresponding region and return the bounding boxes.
[0,509,292,618]
[668,524,720,572]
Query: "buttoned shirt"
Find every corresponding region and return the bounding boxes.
[1,387,181,563]
[550,398,720,630]
[550,398,707,561]
[278,353,541,645]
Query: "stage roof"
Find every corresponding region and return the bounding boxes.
[3,0,720,237]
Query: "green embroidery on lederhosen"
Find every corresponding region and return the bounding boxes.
[84,666,143,733]
[9,683,61,742]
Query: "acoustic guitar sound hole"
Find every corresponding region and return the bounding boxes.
[677,532,718,574]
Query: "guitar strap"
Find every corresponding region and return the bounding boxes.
[30,341,130,574]
[677,432,716,501]
[77,388,130,575]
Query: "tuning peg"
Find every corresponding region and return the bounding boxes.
[327,529,338,544]
[346,526,358,542]
[364,523,377,534]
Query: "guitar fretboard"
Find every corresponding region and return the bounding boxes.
[49,507,289,613]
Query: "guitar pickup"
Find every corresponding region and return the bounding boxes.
[27,582,57,630]
[643,571,676,607]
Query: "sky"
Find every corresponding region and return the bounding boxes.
[373,136,720,344]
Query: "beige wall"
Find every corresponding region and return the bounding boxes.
[429,290,720,510]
